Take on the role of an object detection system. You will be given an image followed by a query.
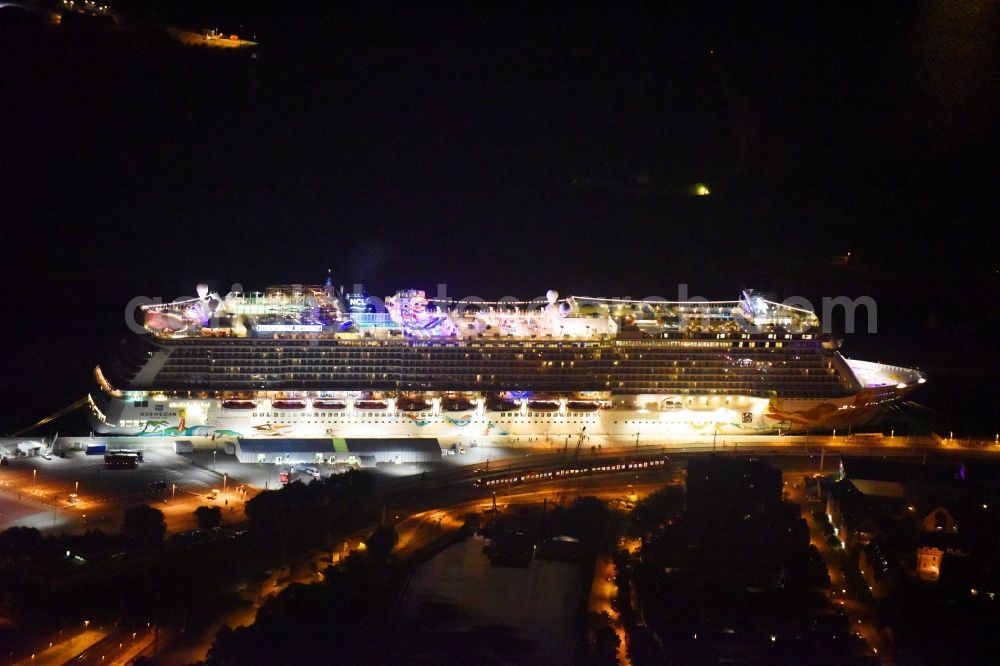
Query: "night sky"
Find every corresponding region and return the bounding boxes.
[1,1,996,433]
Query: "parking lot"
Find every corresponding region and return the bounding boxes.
[0,438,533,535]
[0,442,250,535]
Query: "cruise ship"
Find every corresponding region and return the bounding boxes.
[87,280,926,446]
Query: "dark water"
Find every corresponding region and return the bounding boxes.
[398,538,583,663]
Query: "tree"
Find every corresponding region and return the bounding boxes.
[243,471,381,559]
[629,485,684,536]
[592,613,621,666]
[364,524,398,563]
[324,469,377,498]
[563,496,618,553]
[0,526,44,558]
[195,505,222,530]
[122,505,166,546]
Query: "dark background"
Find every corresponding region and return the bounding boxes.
[1,1,996,434]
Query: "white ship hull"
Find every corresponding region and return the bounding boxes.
[87,382,918,445]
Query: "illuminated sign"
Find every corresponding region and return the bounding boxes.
[346,293,372,314]
[257,324,323,332]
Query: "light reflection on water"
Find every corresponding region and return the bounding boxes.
[399,538,584,663]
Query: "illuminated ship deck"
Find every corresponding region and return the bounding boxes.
[88,282,926,440]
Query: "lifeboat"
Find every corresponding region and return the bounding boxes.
[567,401,600,412]
[272,400,306,410]
[222,400,256,410]
[397,399,432,412]
[442,398,475,412]
[312,400,347,410]
[355,400,388,410]
[485,398,517,412]
[527,400,560,412]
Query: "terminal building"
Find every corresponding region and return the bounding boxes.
[233,437,442,467]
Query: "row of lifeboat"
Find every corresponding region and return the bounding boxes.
[522,400,601,412]
[223,397,603,412]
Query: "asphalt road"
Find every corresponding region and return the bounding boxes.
[11,438,996,663]
[2,434,992,535]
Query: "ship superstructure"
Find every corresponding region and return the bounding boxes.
[87,282,926,444]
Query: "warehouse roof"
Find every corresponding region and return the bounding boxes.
[236,438,441,456]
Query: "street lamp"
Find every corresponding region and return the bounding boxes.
[171,483,176,501]
[223,473,228,492]
[33,469,37,485]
